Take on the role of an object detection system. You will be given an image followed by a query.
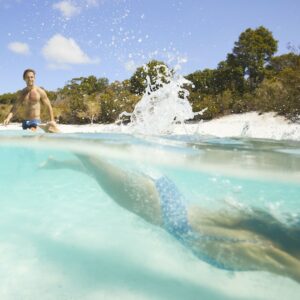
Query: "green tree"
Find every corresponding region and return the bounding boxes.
[55,76,109,123]
[0,104,11,122]
[254,67,300,120]
[0,92,18,105]
[217,56,245,94]
[191,94,221,120]
[100,81,140,123]
[64,76,109,95]
[69,93,86,123]
[186,69,220,95]
[266,53,300,75]
[76,94,101,124]
[130,60,170,95]
[81,76,109,94]
[231,26,278,90]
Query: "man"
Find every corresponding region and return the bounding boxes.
[3,69,59,133]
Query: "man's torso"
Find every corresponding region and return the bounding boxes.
[20,87,42,120]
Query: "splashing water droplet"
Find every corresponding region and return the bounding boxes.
[119,64,205,135]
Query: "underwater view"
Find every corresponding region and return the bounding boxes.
[1,132,300,300]
[1,1,300,299]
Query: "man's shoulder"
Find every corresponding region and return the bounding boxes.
[36,86,47,96]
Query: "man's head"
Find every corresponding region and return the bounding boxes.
[23,69,36,88]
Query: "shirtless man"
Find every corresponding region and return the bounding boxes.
[3,69,59,132]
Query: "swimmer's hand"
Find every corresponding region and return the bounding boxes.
[3,117,10,126]
[39,121,60,133]
[48,121,57,126]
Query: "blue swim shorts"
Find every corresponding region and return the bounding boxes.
[155,176,237,271]
[22,119,41,130]
[155,176,190,238]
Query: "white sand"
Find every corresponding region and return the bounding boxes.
[174,112,300,141]
[1,112,300,141]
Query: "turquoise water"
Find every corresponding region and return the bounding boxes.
[0,131,300,300]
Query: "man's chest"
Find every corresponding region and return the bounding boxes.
[23,90,40,105]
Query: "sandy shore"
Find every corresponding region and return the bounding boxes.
[1,112,300,141]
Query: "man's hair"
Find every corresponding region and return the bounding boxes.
[23,69,36,79]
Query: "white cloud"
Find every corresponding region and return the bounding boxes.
[42,34,99,69]
[8,42,30,55]
[53,1,81,19]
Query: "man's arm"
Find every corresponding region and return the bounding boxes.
[40,89,55,122]
[3,92,22,125]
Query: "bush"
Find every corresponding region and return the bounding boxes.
[0,105,11,122]
[231,93,255,113]
[254,68,300,120]
[191,95,221,120]
[99,83,140,123]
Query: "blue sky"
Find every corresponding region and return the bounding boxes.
[0,0,299,93]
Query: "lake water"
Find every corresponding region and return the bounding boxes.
[0,130,300,300]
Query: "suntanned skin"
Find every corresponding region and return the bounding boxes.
[3,71,58,132]
[40,154,300,284]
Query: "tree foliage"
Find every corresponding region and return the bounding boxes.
[130,60,170,95]
[99,81,140,123]
[255,67,300,120]
[0,92,18,105]
[186,69,220,95]
[232,26,278,89]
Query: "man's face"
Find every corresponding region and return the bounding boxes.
[24,72,35,87]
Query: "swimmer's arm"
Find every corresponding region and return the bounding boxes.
[40,89,55,122]
[193,234,300,283]
[230,240,300,283]
[188,208,300,283]
[3,92,22,125]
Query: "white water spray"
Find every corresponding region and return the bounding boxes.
[119,64,204,135]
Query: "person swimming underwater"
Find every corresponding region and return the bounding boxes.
[40,153,300,284]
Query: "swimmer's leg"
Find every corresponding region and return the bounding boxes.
[40,153,162,225]
[74,153,162,225]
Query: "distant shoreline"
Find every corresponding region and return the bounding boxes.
[1,112,300,141]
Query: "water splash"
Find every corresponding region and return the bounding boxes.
[119,64,204,135]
